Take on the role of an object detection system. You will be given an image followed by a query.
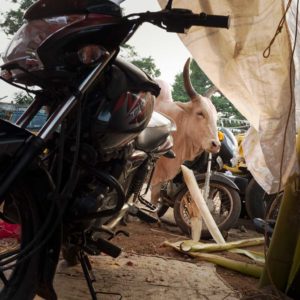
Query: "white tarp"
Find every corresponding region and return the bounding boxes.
[158,0,300,193]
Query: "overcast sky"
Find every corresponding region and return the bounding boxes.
[0,0,189,101]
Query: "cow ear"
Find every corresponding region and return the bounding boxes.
[175,101,192,114]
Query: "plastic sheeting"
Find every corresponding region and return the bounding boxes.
[158,0,300,193]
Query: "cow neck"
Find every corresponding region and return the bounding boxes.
[172,117,204,163]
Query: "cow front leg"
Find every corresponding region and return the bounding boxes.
[150,183,162,206]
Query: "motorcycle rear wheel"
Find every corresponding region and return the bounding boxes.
[173,181,241,240]
[265,192,283,247]
[0,178,52,300]
[244,178,267,220]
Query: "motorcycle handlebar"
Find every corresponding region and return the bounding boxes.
[183,12,230,29]
[127,9,230,33]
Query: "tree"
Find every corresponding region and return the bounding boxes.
[172,59,244,120]
[14,92,34,105]
[130,57,161,78]
[120,44,161,78]
[0,0,34,35]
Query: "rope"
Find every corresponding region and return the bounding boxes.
[263,0,293,58]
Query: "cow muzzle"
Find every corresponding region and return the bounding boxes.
[209,140,221,153]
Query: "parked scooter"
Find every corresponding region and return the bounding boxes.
[196,128,274,221]
[153,129,242,239]
[214,129,283,241]
[219,129,276,220]
[154,127,277,239]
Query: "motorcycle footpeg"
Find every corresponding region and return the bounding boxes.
[83,237,122,258]
[92,226,130,241]
[128,205,158,223]
[138,195,157,211]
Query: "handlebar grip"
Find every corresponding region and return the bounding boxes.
[188,13,230,29]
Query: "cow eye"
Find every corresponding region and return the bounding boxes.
[197,112,204,117]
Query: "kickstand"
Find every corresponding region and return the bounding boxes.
[78,250,97,300]
[77,250,123,300]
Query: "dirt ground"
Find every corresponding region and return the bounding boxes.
[0,215,283,300]
[111,216,271,300]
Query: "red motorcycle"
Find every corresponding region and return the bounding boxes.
[0,1,229,299]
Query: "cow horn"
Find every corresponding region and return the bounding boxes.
[183,58,197,101]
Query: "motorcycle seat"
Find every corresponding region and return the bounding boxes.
[136,112,174,153]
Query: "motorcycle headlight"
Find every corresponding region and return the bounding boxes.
[1,15,86,84]
[77,45,108,65]
[0,70,12,81]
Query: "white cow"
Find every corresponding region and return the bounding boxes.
[151,58,220,204]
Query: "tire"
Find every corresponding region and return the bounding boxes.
[265,192,283,220]
[264,192,283,247]
[245,178,267,220]
[0,170,57,300]
[173,180,241,240]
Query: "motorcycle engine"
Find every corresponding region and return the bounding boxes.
[67,174,120,230]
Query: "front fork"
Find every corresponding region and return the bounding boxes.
[203,152,213,202]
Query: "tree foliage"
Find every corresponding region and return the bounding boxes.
[172,59,244,119]
[0,0,34,35]
[14,92,34,105]
[130,57,161,78]
[120,44,161,78]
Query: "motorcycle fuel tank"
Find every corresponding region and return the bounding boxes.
[92,59,159,153]
[94,91,154,152]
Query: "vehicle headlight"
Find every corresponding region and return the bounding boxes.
[0,69,12,81]
[78,45,108,65]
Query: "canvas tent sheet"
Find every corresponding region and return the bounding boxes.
[158,0,300,193]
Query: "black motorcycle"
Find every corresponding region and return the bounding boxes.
[0,0,229,299]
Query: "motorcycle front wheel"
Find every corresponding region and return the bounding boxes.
[0,171,58,300]
[173,180,241,240]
